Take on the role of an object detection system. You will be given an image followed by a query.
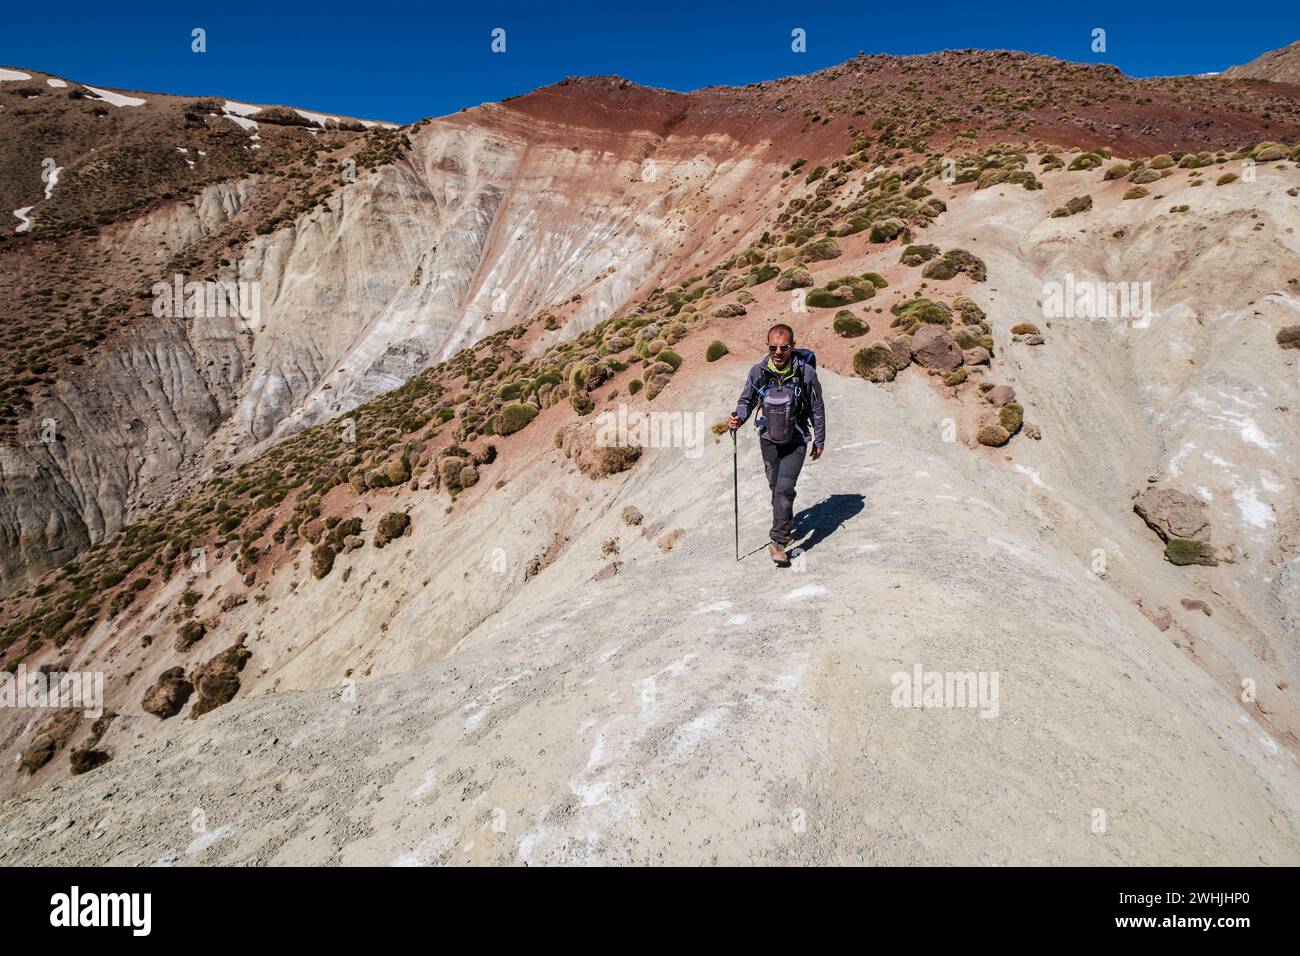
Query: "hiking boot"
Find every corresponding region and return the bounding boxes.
[768,542,790,566]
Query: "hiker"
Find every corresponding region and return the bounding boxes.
[727,324,826,564]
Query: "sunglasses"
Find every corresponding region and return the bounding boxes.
[768,344,792,353]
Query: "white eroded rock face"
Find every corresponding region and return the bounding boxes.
[0,114,772,594]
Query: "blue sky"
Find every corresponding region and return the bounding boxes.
[3,1,1298,123]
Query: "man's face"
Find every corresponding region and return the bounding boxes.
[768,332,794,368]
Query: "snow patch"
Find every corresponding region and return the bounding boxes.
[85,85,146,107]
[0,69,33,82]
[43,164,62,200]
[13,207,32,233]
[296,108,339,127]
[223,100,262,117]
[46,78,67,88]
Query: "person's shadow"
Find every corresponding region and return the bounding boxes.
[788,494,865,554]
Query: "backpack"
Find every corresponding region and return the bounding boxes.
[756,348,816,444]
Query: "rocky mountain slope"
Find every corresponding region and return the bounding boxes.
[4,52,1300,596]
[1224,40,1300,86]
[1,50,1299,864]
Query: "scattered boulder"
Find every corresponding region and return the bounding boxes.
[644,362,677,400]
[1050,195,1093,218]
[593,562,621,581]
[921,249,987,282]
[963,347,991,366]
[1277,326,1300,349]
[953,295,986,324]
[1134,488,1211,543]
[775,266,813,291]
[921,256,959,280]
[1137,603,1173,631]
[911,325,963,372]
[219,593,247,613]
[868,218,907,243]
[142,667,194,719]
[886,335,914,371]
[984,384,1016,407]
[557,422,642,478]
[188,643,253,719]
[1180,597,1213,617]
[1023,422,1042,440]
[657,529,685,552]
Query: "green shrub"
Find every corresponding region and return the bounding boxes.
[1165,538,1218,567]
[706,340,729,362]
[176,620,206,650]
[494,403,538,436]
[657,349,682,370]
[310,544,335,579]
[832,311,870,338]
[999,402,1023,435]
[374,512,411,548]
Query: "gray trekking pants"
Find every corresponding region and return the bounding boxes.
[759,436,807,547]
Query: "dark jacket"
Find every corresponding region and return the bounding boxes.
[732,351,826,446]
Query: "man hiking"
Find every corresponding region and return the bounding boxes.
[727,323,826,565]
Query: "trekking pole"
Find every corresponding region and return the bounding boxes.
[730,428,739,561]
